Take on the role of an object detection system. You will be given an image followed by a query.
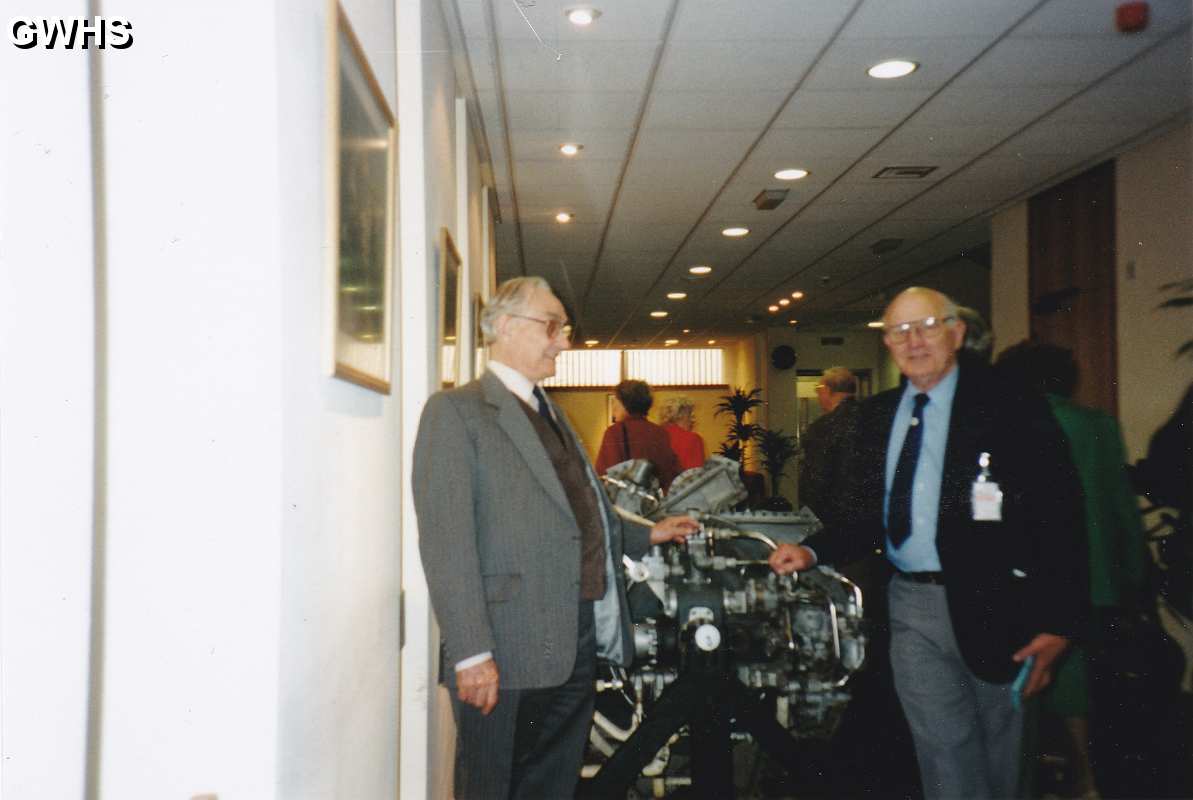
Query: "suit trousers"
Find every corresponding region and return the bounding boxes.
[451,600,596,800]
[889,575,1025,799]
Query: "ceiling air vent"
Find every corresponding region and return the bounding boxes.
[872,165,938,180]
[871,238,904,256]
[753,189,789,210]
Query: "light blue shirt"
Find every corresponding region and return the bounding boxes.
[884,366,959,572]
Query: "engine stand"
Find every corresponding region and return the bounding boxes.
[577,667,802,799]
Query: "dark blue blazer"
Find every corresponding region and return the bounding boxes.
[801,356,1086,683]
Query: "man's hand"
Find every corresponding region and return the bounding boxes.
[1012,633,1069,698]
[768,543,816,575]
[649,515,700,545]
[456,658,500,715]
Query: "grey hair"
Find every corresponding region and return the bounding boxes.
[479,276,552,345]
[658,395,695,425]
[820,366,857,395]
[957,305,993,362]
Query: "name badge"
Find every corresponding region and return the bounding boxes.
[971,451,1003,521]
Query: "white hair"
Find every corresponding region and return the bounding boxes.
[479,276,553,345]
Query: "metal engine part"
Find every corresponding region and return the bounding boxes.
[585,459,867,793]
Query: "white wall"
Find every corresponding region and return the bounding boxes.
[0,3,95,794]
[990,204,1031,358]
[1115,122,1193,459]
[276,1,403,797]
[97,2,285,794]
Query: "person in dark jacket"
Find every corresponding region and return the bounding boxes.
[770,287,1085,799]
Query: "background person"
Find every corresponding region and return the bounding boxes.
[658,395,706,472]
[413,277,698,799]
[595,379,682,491]
[798,366,859,526]
[996,339,1150,800]
[769,287,1085,799]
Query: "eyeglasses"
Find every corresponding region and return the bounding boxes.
[883,315,956,343]
[510,313,573,341]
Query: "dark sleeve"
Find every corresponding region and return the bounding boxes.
[1020,391,1088,639]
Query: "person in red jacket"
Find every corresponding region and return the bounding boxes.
[595,380,682,491]
[658,395,706,472]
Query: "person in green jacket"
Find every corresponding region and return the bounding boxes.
[996,340,1148,799]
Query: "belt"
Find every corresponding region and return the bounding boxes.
[897,570,945,585]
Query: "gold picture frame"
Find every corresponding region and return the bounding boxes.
[439,228,463,388]
[331,4,396,393]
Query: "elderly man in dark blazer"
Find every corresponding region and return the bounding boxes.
[770,287,1085,799]
[413,276,698,800]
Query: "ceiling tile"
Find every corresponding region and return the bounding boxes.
[671,1,855,41]
[654,41,821,92]
[997,119,1161,159]
[841,0,1039,38]
[513,158,621,189]
[520,222,604,255]
[632,128,758,161]
[803,37,991,91]
[776,88,935,128]
[603,222,693,253]
[489,0,673,42]
[750,127,891,170]
[499,41,658,94]
[953,35,1155,88]
[644,90,789,130]
[909,84,1078,127]
[503,91,642,130]
[509,130,633,161]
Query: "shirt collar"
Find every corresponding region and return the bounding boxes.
[486,359,538,406]
[902,361,960,409]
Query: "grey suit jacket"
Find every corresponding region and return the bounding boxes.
[413,371,650,690]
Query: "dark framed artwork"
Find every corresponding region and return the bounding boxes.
[331,4,396,393]
[439,228,462,387]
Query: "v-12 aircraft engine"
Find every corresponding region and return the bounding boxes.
[585,457,866,795]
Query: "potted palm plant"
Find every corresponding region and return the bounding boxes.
[714,387,763,466]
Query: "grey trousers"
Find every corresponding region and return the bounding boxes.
[451,601,596,800]
[889,576,1025,799]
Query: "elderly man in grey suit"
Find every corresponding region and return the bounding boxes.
[414,276,698,799]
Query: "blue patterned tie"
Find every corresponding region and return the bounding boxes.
[888,393,929,547]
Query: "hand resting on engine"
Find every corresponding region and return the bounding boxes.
[649,515,701,545]
[768,543,817,575]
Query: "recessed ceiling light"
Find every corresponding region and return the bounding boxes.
[867,321,885,329]
[688,265,712,275]
[778,298,790,306]
[791,290,805,299]
[682,328,691,334]
[650,310,668,318]
[774,168,809,181]
[566,7,601,26]
[868,59,918,79]
[707,339,717,345]
[585,339,599,345]
[555,211,573,223]
[664,339,679,346]
[768,305,780,312]
[559,143,583,156]
[666,292,687,300]
[722,226,750,238]
[788,319,798,326]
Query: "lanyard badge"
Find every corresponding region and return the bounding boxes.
[971,451,1003,521]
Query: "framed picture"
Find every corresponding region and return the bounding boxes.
[439,228,462,387]
[330,4,396,393]
[472,292,486,377]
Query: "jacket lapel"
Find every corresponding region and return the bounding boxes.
[481,372,575,519]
